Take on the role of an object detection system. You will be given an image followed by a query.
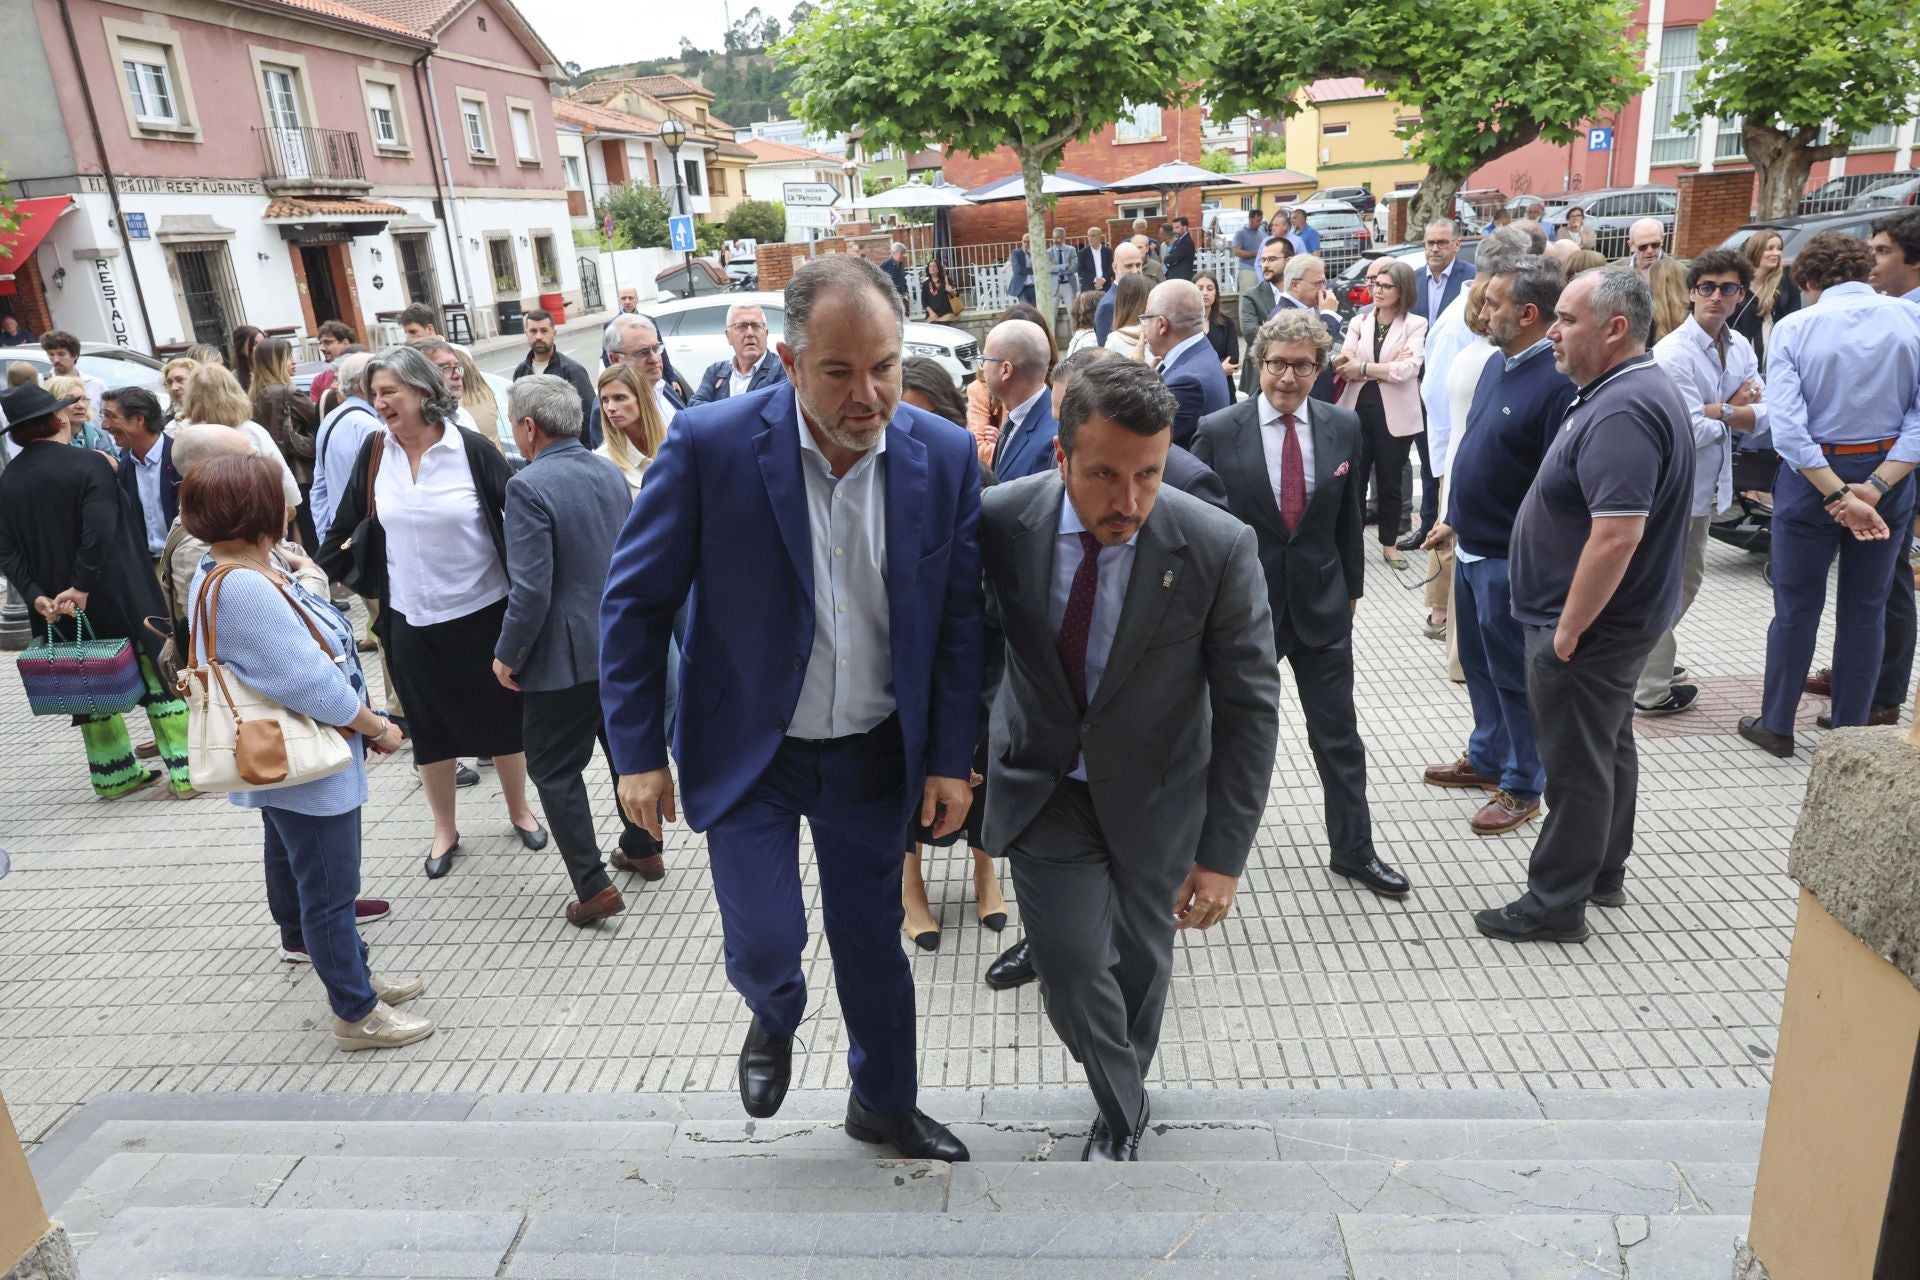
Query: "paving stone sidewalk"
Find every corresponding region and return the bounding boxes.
[1,538,1848,1153]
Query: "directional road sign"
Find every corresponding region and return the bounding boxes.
[1587,126,1614,152]
[669,214,697,253]
[783,182,841,207]
[786,204,833,229]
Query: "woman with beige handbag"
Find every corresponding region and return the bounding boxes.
[180,454,433,1053]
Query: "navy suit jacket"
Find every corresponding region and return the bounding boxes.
[1164,444,1230,511]
[1160,338,1233,449]
[689,352,788,406]
[116,434,180,532]
[1414,259,1476,328]
[990,387,1057,481]
[1163,232,1196,281]
[1094,286,1118,345]
[599,385,984,831]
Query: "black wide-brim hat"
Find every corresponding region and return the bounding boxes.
[0,382,82,433]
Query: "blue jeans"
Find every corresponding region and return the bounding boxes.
[1455,555,1544,802]
[261,806,377,1023]
[1763,454,1917,734]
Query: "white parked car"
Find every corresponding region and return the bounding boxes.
[641,290,979,389]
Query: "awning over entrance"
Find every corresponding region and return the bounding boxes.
[0,196,75,281]
[264,196,408,241]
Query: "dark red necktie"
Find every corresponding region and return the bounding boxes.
[1056,531,1103,709]
[1279,413,1307,529]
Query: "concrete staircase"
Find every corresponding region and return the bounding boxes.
[27,1087,1761,1278]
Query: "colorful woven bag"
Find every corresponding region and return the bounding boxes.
[15,610,146,718]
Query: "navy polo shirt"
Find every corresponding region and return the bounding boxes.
[1449,343,1578,559]
[1509,354,1695,639]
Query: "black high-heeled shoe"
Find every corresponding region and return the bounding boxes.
[424,834,460,879]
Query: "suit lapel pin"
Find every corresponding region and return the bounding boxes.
[1162,570,1174,589]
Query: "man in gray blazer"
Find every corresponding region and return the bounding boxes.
[981,359,1279,1161]
[492,375,659,927]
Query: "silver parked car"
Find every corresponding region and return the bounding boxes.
[644,290,978,389]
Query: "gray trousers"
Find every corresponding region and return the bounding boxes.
[1634,514,1712,705]
[1517,624,1658,927]
[1008,779,1190,1140]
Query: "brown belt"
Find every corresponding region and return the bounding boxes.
[1822,438,1897,457]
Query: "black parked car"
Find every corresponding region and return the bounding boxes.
[1717,210,1882,263]
[1799,170,1920,215]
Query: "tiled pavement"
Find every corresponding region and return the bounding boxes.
[0,535,1858,1154]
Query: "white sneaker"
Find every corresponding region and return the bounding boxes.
[333,1001,435,1051]
[370,974,424,1006]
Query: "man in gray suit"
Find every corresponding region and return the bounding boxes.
[1238,237,1290,397]
[492,375,658,926]
[981,359,1280,1161]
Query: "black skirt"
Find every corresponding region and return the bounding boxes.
[385,595,523,765]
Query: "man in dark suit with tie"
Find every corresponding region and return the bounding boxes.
[690,302,789,405]
[1078,226,1114,295]
[981,318,1057,480]
[600,254,982,1162]
[493,375,657,926]
[1162,216,1197,282]
[1270,255,1343,403]
[980,358,1279,1160]
[1145,280,1232,448]
[100,387,178,566]
[1192,310,1411,900]
[1238,238,1290,397]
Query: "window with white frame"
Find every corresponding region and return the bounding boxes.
[562,155,585,189]
[1650,26,1702,166]
[683,157,704,196]
[1115,102,1163,143]
[1117,199,1163,220]
[509,105,537,162]
[461,96,492,157]
[532,232,560,288]
[1852,122,1898,149]
[122,45,178,125]
[1321,122,1350,137]
[1714,114,1746,160]
[366,81,400,148]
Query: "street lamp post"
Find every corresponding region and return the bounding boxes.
[659,115,693,288]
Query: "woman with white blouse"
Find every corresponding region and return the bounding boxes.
[317,345,545,880]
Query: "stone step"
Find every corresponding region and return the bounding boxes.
[75,1205,1751,1278]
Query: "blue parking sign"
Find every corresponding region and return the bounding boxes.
[669,215,697,253]
[1587,126,1614,152]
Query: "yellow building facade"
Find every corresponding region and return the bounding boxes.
[1287,79,1427,197]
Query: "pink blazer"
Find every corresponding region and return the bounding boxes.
[1336,310,1427,437]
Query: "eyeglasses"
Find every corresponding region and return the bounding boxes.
[1691,282,1745,299]
[1367,278,1398,289]
[1261,358,1321,378]
[623,344,664,360]
[976,356,1009,367]
[728,322,767,333]
[1422,239,1454,249]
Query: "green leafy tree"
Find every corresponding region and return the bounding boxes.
[780,0,1213,317]
[1249,143,1288,172]
[695,220,729,255]
[600,182,673,249]
[726,199,789,242]
[1211,0,1646,227]
[1681,0,1920,218]
[1199,149,1237,175]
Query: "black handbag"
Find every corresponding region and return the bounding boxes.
[318,438,386,598]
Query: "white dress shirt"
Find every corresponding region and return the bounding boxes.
[728,358,757,399]
[234,420,303,509]
[788,390,894,739]
[653,381,679,429]
[1420,291,1474,476]
[1256,392,1317,504]
[127,439,168,554]
[1653,315,1767,516]
[1048,490,1138,780]
[375,426,508,625]
[993,385,1049,468]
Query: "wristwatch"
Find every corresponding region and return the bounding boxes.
[1867,474,1893,498]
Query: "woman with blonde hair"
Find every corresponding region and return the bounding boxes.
[43,375,113,452]
[1102,274,1153,360]
[250,337,320,546]
[185,343,225,368]
[179,365,302,510]
[1648,257,1690,344]
[161,357,200,422]
[448,345,498,442]
[7,361,39,388]
[1564,249,1608,276]
[1730,229,1800,369]
[593,362,663,498]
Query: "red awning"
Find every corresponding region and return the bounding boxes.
[0,196,75,280]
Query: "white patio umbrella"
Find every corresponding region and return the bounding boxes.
[962,171,1107,203]
[1103,160,1223,194]
[856,180,976,210]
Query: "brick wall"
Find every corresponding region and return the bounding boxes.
[1675,168,1756,260]
[757,240,851,291]
[941,108,1207,247]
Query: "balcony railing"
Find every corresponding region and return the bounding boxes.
[256,127,366,185]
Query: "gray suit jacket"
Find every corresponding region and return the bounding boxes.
[980,473,1279,876]
[494,436,634,692]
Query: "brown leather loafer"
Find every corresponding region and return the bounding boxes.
[1804,667,1833,698]
[566,884,625,926]
[1423,756,1498,790]
[1470,790,1541,835]
[611,851,666,881]
[1816,705,1900,729]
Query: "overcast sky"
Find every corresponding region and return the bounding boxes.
[525,0,738,70]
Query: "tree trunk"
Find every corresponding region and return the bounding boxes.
[1018,148,1053,325]
[1747,125,1823,220]
[1412,168,1466,235]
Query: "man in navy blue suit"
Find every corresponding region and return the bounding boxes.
[100,387,178,563]
[1145,280,1233,448]
[1093,239,1147,345]
[690,302,788,405]
[600,254,983,1162]
[981,318,1057,480]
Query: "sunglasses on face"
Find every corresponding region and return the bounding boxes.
[1691,282,1745,299]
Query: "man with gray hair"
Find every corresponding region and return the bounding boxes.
[1144,279,1231,447]
[1274,254,1343,402]
[1628,218,1666,276]
[981,317,1057,479]
[607,313,683,428]
[493,375,653,926]
[1483,266,1694,944]
[879,241,911,301]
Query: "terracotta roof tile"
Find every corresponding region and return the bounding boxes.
[1303,77,1383,104]
[625,74,713,101]
[554,98,658,136]
[264,196,409,219]
[743,138,840,165]
[251,0,430,39]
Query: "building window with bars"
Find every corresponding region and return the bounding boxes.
[487,237,518,296]
[532,233,560,289]
[1650,26,1702,167]
[164,243,246,347]
[395,235,438,306]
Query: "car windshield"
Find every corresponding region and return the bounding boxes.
[1307,209,1362,230]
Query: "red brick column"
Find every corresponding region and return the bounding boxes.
[1675,168,1756,259]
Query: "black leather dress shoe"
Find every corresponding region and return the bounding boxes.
[738,1016,792,1119]
[844,1095,969,1162]
[1473,903,1589,944]
[1738,716,1795,758]
[514,822,549,851]
[1330,857,1411,898]
[1083,1099,1150,1161]
[424,836,460,880]
[984,938,1035,990]
[1588,885,1628,909]
[1395,526,1430,552]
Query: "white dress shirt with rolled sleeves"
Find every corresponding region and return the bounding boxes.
[374,426,508,625]
[1653,315,1766,516]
